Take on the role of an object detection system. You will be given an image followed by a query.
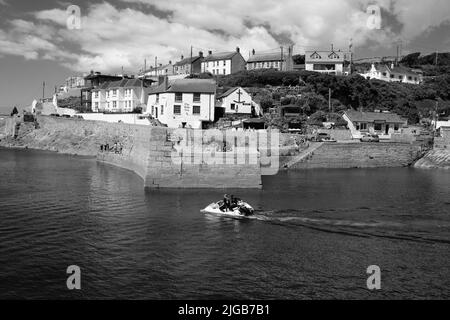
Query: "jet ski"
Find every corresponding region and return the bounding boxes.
[201,200,254,219]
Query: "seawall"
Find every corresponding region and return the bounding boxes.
[0,116,262,189]
[287,142,424,169]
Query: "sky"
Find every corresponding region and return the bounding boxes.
[0,0,449,113]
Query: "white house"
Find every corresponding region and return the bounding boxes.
[140,61,175,78]
[91,78,149,113]
[359,63,423,85]
[217,87,261,116]
[200,47,246,75]
[342,110,408,140]
[147,78,216,129]
[305,49,351,75]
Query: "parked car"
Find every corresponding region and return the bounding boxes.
[312,132,332,142]
[360,133,380,143]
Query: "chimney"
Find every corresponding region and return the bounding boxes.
[163,75,168,90]
[208,50,212,55]
[199,51,203,58]
[236,47,240,53]
[391,62,395,69]
[252,49,255,55]
[159,63,162,67]
[169,60,172,65]
[181,55,184,60]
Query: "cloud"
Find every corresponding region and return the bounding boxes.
[0,0,448,73]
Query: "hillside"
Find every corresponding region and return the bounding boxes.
[216,68,450,124]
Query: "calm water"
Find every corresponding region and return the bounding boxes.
[0,148,449,299]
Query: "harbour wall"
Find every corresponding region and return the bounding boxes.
[287,142,424,169]
[414,129,450,169]
[0,116,262,189]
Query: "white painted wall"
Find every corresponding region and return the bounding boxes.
[220,88,260,115]
[201,59,232,75]
[77,113,151,125]
[147,92,215,128]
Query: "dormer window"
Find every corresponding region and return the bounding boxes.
[310,52,321,59]
[328,52,340,59]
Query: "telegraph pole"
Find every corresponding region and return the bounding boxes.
[435,50,439,66]
[329,88,332,112]
[280,46,284,71]
[190,45,193,75]
[42,81,45,100]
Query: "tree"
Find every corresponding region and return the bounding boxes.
[11,106,18,116]
[260,97,274,112]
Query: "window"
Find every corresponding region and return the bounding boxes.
[113,101,117,108]
[408,76,412,80]
[151,106,154,114]
[398,75,402,79]
[174,105,181,115]
[223,69,226,74]
[193,106,201,115]
[357,123,367,131]
[193,93,201,102]
[161,105,164,115]
[394,124,399,131]
[382,72,387,77]
[231,103,235,110]
[95,102,99,109]
[223,60,226,66]
[374,123,382,131]
[156,93,159,103]
[175,92,182,102]
[390,74,395,78]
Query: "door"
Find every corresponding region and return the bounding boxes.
[385,124,389,135]
[155,107,158,118]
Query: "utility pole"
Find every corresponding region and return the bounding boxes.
[349,38,353,75]
[190,45,193,75]
[42,81,45,100]
[434,100,439,133]
[280,46,284,71]
[329,88,332,112]
[435,50,439,66]
[155,56,157,77]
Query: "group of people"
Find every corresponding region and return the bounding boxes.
[220,194,241,212]
[100,142,123,154]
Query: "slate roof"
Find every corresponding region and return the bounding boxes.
[148,79,216,94]
[92,79,147,91]
[344,110,407,123]
[202,52,239,62]
[217,87,240,99]
[174,56,203,66]
[247,52,287,63]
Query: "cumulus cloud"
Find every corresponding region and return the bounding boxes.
[0,0,448,72]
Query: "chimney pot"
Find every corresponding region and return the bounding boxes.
[199,51,203,57]
[181,55,184,60]
[236,47,240,53]
[252,49,255,55]
[169,60,172,64]
[208,50,212,55]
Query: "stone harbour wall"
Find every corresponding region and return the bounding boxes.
[289,142,424,169]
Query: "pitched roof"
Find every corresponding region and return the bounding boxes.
[92,79,147,90]
[174,56,203,66]
[305,50,349,63]
[148,79,216,94]
[344,110,407,123]
[202,51,239,62]
[247,52,287,63]
[217,87,239,99]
